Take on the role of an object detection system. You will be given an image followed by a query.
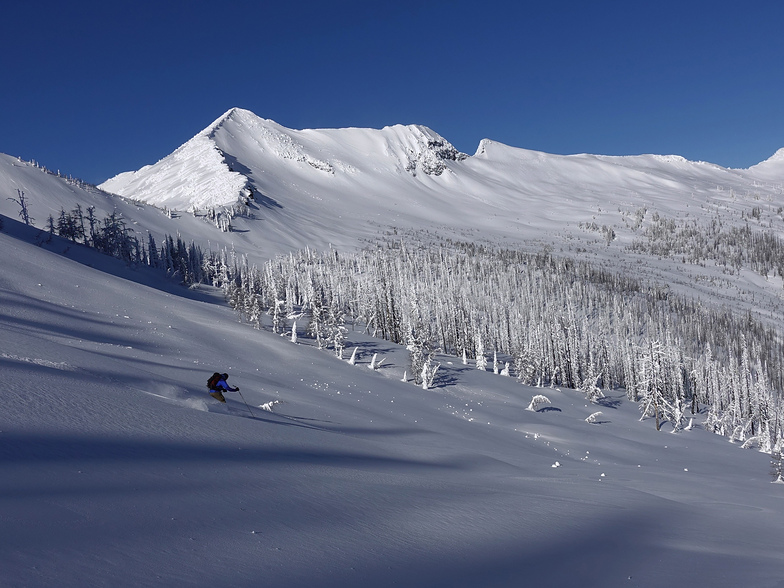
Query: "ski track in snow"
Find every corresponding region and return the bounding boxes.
[1,353,75,372]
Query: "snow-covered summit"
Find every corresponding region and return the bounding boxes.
[100,108,468,211]
[99,109,248,210]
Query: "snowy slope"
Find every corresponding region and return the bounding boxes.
[2,215,784,588]
[99,111,248,210]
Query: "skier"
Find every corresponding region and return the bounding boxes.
[207,372,239,403]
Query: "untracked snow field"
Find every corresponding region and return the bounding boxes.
[2,219,784,588]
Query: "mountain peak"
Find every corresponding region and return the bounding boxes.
[201,107,261,137]
[100,112,248,209]
[375,123,466,176]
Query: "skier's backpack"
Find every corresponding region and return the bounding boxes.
[207,372,222,390]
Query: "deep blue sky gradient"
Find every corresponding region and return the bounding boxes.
[3,0,783,184]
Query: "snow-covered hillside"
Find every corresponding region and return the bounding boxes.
[3,108,784,586]
[2,212,784,588]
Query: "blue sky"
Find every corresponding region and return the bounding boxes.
[3,0,784,184]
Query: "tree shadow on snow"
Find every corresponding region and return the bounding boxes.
[432,372,459,389]
[220,402,426,439]
[344,339,399,356]
[594,394,623,409]
[0,291,159,353]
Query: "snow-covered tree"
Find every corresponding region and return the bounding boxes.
[580,367,604,404]
[215,234,784,450]
[527,394,552,412]
[407,325,434,385]
[475,334,487,371]
[421,359,440,390]
[771,450,784,483]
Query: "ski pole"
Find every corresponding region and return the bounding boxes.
[237,389,255,418]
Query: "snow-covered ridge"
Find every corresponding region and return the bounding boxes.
[100,107,783,221]
[217,108,467,178]
[217,108,337,174]
[100,108,470,211]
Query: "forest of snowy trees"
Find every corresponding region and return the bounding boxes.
[631,211,784,277]
[27,202,784,455]
[210,234,784,453]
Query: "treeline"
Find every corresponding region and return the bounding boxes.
[46,205,206,284]
[216,237,784,451]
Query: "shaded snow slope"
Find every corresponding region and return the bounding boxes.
[2,217,784,588]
